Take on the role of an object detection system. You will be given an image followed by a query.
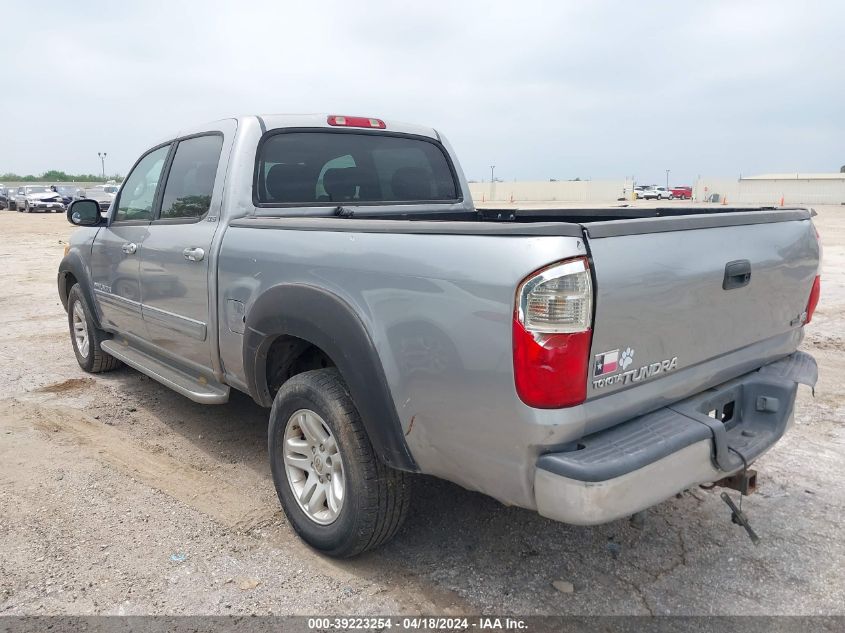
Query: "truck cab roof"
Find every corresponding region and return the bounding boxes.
[160,114,440,146]
[256,114,439,139]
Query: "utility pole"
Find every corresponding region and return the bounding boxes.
[490,165,496,183]
[98,152,107,179]
[665,169,670,190]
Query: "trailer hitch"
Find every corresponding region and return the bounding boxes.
[716,457,761,545]
[715,468,758,496]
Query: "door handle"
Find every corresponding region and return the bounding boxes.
[121,242,137,255]
[723,259,751,290]
[183,247,205,262]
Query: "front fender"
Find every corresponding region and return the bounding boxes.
[243,283,417,472]
[58,251,102,329]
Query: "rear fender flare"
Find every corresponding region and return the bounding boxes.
[243,283,418,472]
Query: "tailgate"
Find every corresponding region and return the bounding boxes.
[584,211,819,400]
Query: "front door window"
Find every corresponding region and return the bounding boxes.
[113,145,170,223]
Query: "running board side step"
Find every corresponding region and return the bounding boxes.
[101,340,230,404]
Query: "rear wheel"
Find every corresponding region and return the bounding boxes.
[67,284,122,373]
[268,368,411,557]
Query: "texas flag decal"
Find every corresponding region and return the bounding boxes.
[594,349,620,377]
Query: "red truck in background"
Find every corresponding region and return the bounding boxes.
[671,185,693,200]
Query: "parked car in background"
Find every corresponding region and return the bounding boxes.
[0,186,9,210]
[52,185,83,207]
[83,184,119,213]
[14,185,66,213]
[652,186,673,200]
[634,186,659,200]
[671,185,693,200]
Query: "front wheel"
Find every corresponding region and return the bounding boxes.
[268,368,411,557]
[67,284,122,373]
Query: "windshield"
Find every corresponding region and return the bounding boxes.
[25,186,48,194]
[256,132,458,204]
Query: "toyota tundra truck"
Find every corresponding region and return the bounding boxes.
[58,114,821,557]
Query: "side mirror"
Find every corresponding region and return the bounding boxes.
[67,199,103,227]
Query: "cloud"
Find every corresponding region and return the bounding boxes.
[1,0,843,184]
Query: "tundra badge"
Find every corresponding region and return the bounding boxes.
[593,347,678,389]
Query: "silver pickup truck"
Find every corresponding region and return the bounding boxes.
[58,114,821,557]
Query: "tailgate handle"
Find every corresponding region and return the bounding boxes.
[723,260,751,290]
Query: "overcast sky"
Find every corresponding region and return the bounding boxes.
[2,1,843,185]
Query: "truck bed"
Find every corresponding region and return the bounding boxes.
[476,204,795,222]
[238,206,812,238]
[223,203,818,505]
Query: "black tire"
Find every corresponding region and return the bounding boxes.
[268,368,411,557]
[67,284,122,373]
[10,201,16,211]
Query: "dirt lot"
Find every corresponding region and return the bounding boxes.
[0,205,843,616]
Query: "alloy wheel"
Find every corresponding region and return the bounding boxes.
[72,301,90,358]
[282,408,345,525]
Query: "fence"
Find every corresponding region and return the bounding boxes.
[693,177,845,206]
[468,180,630,204]
[469,177,845,205]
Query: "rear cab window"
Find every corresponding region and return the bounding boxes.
[255,131,458,205]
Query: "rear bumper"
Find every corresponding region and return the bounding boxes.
[534,351,817,525]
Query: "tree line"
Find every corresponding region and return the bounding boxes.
[0,170,124,183]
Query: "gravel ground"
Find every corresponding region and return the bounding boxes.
[0,205,843,616]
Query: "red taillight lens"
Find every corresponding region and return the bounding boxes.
[327,115,386,129]
[513,320,592,408]
[513,257,593,408]
[805,275,821,324]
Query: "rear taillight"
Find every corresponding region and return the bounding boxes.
[327,115,386,129]
[805,275,821,324]
[805,222,822,324]
[513,258,593,408]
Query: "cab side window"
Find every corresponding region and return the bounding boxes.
[159,135,224,220]
[114,145,170,223]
